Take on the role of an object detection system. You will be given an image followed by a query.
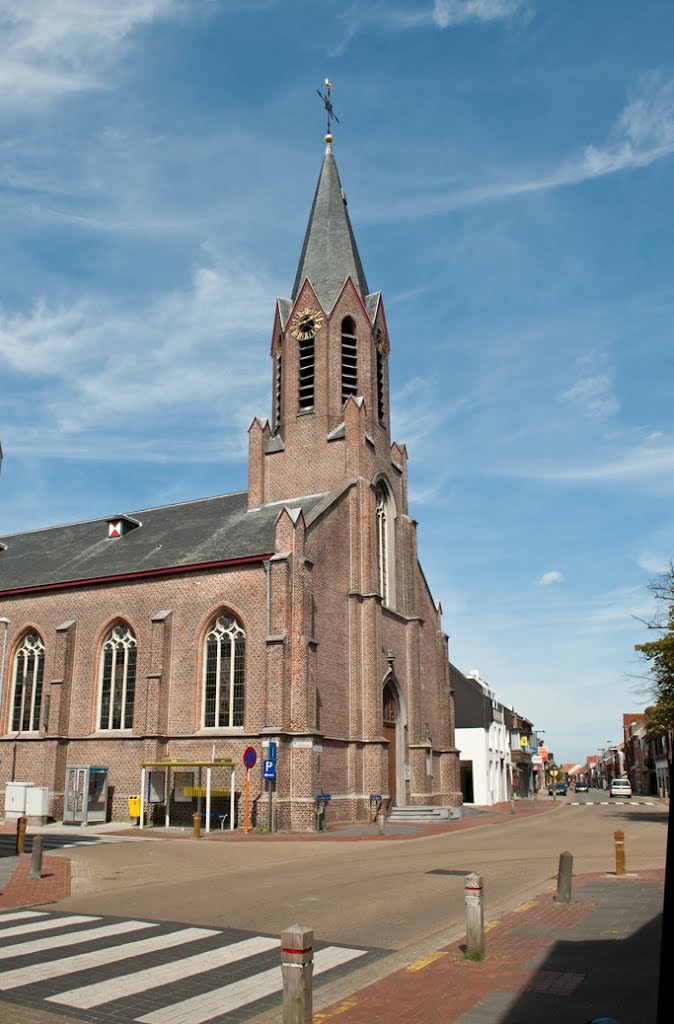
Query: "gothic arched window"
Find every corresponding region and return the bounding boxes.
[341,317,358,403]
[11,632,45,732]
[375,483,390,604]
[99,624,136,730]
[203,613,245,728]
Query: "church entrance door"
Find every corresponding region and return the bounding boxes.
[383,681,398,806]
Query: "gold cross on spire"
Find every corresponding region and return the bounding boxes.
[317,78,340,144]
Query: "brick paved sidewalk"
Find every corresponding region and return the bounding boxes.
[312,869,664,1024]
[0,855,71,910]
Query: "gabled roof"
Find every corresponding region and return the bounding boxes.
[291,144,369,310]
[0,491,327,595]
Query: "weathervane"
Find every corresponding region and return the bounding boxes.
[317,78,340,143]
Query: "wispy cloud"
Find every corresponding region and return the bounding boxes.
[536,570,563,586]
[364,73,674,220]
[333,0,524,54]
[560,350,619,420]
[0,260,276,458]
[0,1,203,107]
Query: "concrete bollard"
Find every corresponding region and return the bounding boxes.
[15,816,27,855]
[555,850,573,903]
[464,872,485,959]
[29,835,44,880]
[281,924,313,1024]
[614,829,625,876]
[378,809,386,836]
[510,799,516,815]
[193,812,201,839]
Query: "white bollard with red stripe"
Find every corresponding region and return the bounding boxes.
[464,872,485,959]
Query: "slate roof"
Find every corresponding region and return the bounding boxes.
[0,491,328,594]
[291,145,370,311]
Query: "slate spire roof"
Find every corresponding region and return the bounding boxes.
[291,142,369,311]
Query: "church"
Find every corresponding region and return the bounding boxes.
[0,125,462,831]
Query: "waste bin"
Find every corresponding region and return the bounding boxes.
[315,795,330,831]
[127,795,141,823]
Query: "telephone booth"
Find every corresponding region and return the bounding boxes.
[63,766,109,824]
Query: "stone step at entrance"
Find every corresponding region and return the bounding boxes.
[387,805,461,823]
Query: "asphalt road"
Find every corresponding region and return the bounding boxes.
[50,795,667,952]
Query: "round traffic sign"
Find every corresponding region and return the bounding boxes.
[243,746,257,769]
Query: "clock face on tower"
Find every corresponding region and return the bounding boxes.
[289,306,324,340]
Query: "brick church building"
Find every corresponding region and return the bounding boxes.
[0,134,461,831]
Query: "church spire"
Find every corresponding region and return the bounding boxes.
[291,142,369,311]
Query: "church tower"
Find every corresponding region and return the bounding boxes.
[246,115,459,828]
[247,134,401,510]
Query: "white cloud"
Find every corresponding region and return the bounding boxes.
[333,0,524,53]
[364,73,674,221]
[0,260,276,457]
[0,0,202,106]
[561,374,618,419]
[536,570,563,586]
[433,0,524,29]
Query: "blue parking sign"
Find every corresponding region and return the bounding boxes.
[263,758,276,780]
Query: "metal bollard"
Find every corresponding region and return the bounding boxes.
[464,872,485,959]
[29,835,44,880]
[614,829,625,876]
[378,809,386,836]
[555,850,573,903]
[15,816,27,855]
[193,812,201,839]
[510,799,516,815]
[281,924,313,1024]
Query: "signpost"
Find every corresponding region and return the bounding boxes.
[243,747,257,834]
[263,741,277,832]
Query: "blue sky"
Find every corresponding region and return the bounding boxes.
[1,0,673,765]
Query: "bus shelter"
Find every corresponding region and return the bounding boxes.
[139,759,236,832]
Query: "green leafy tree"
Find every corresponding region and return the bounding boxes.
[635,562,674,736]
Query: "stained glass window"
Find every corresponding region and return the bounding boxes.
[99,624,136,730]
[203,614,245,728]
[11,633,44,732]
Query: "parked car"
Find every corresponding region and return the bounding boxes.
[548,781,568,796]
[575,780,589,793]
[609,778,632,799]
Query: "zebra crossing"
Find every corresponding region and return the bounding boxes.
[0,909,376,1024]
[567,800,658,807]
[0,831,126,855]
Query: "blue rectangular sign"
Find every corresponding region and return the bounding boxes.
[263,759,276,780]
[267,741,277,763]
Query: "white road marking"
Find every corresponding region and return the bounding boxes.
[0,927,217,991]
[0,920,156,970]
[0,915,98,942]
[49,934,280,1009]
[134,945,368,1024]
[0,911,47,924]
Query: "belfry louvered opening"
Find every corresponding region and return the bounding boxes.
[341,316,358,404]
[376,347,385,423]
[275,343,283,428]
[298,335,315,411]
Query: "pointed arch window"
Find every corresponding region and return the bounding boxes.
[375,483,390,604]
[11,633,45,732]
[341,317,358,403]
[203,613,245,728]
[99,624,136,730]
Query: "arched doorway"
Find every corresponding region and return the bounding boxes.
[383,680,399,805]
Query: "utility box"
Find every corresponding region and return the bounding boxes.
[4,782,34,820]
[25,786,50,825]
